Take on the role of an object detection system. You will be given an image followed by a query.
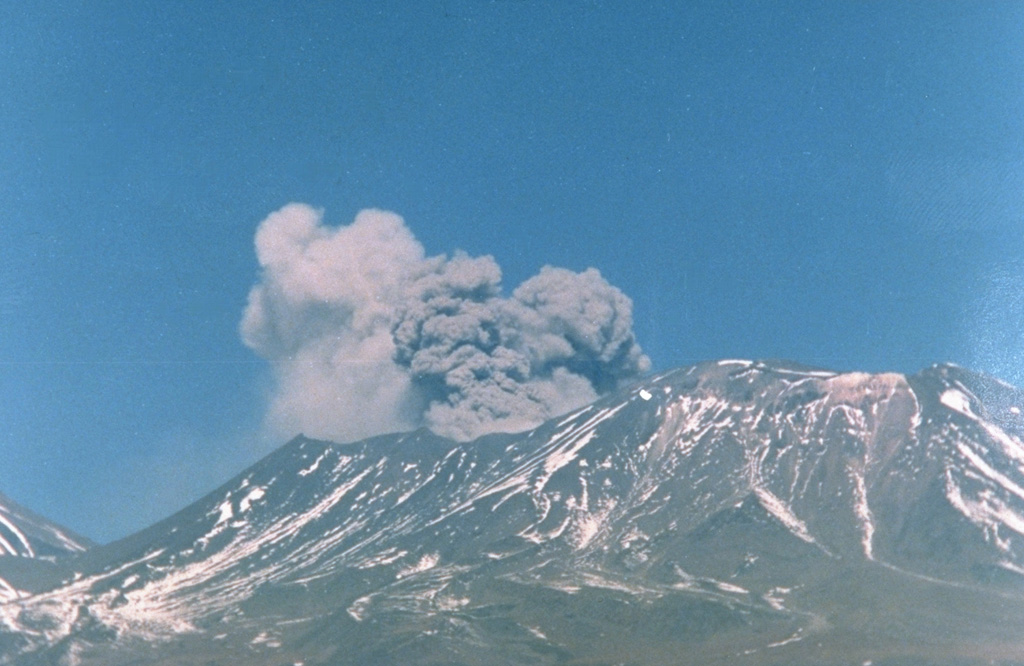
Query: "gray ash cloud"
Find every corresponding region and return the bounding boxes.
[241,203,649,443]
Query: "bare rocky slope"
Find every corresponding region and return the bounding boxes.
[2,360,1024,665]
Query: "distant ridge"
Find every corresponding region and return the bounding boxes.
[0,492,92,560]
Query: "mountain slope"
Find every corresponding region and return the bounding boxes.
[0,493,93,607]
[3,360,1024,665]
[0,494,91,562]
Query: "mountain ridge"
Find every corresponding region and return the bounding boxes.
[2,359,1024,665]
[0,493,93,562]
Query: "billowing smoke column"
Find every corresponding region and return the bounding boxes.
[241,203,650,443]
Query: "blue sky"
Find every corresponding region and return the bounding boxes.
[2,1,1023,543]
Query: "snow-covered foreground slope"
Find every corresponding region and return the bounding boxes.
[3,360,1024,665]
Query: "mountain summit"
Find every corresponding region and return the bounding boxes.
[2,360,1024,665]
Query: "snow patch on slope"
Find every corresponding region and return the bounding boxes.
[0,514,33,558]
[850,467,875,560]
[239,487,266,513]
[754,487,818,546]
[397,553,439,579]
[0,577,21,601]
[941,389,975,418]
[945,471,1024,546]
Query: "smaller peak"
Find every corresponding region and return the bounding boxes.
[0,493,93,558]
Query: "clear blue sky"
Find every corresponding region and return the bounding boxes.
[2,1,1022,543]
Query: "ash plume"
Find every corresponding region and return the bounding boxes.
[241,203,649,443]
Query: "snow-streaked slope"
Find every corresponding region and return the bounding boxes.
[0,494,91,561]
[0,494,93,606]
[3,360,1024,665]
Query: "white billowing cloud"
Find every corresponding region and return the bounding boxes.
[241,203,650,443]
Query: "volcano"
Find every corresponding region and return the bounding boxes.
[2,360,1024,665]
